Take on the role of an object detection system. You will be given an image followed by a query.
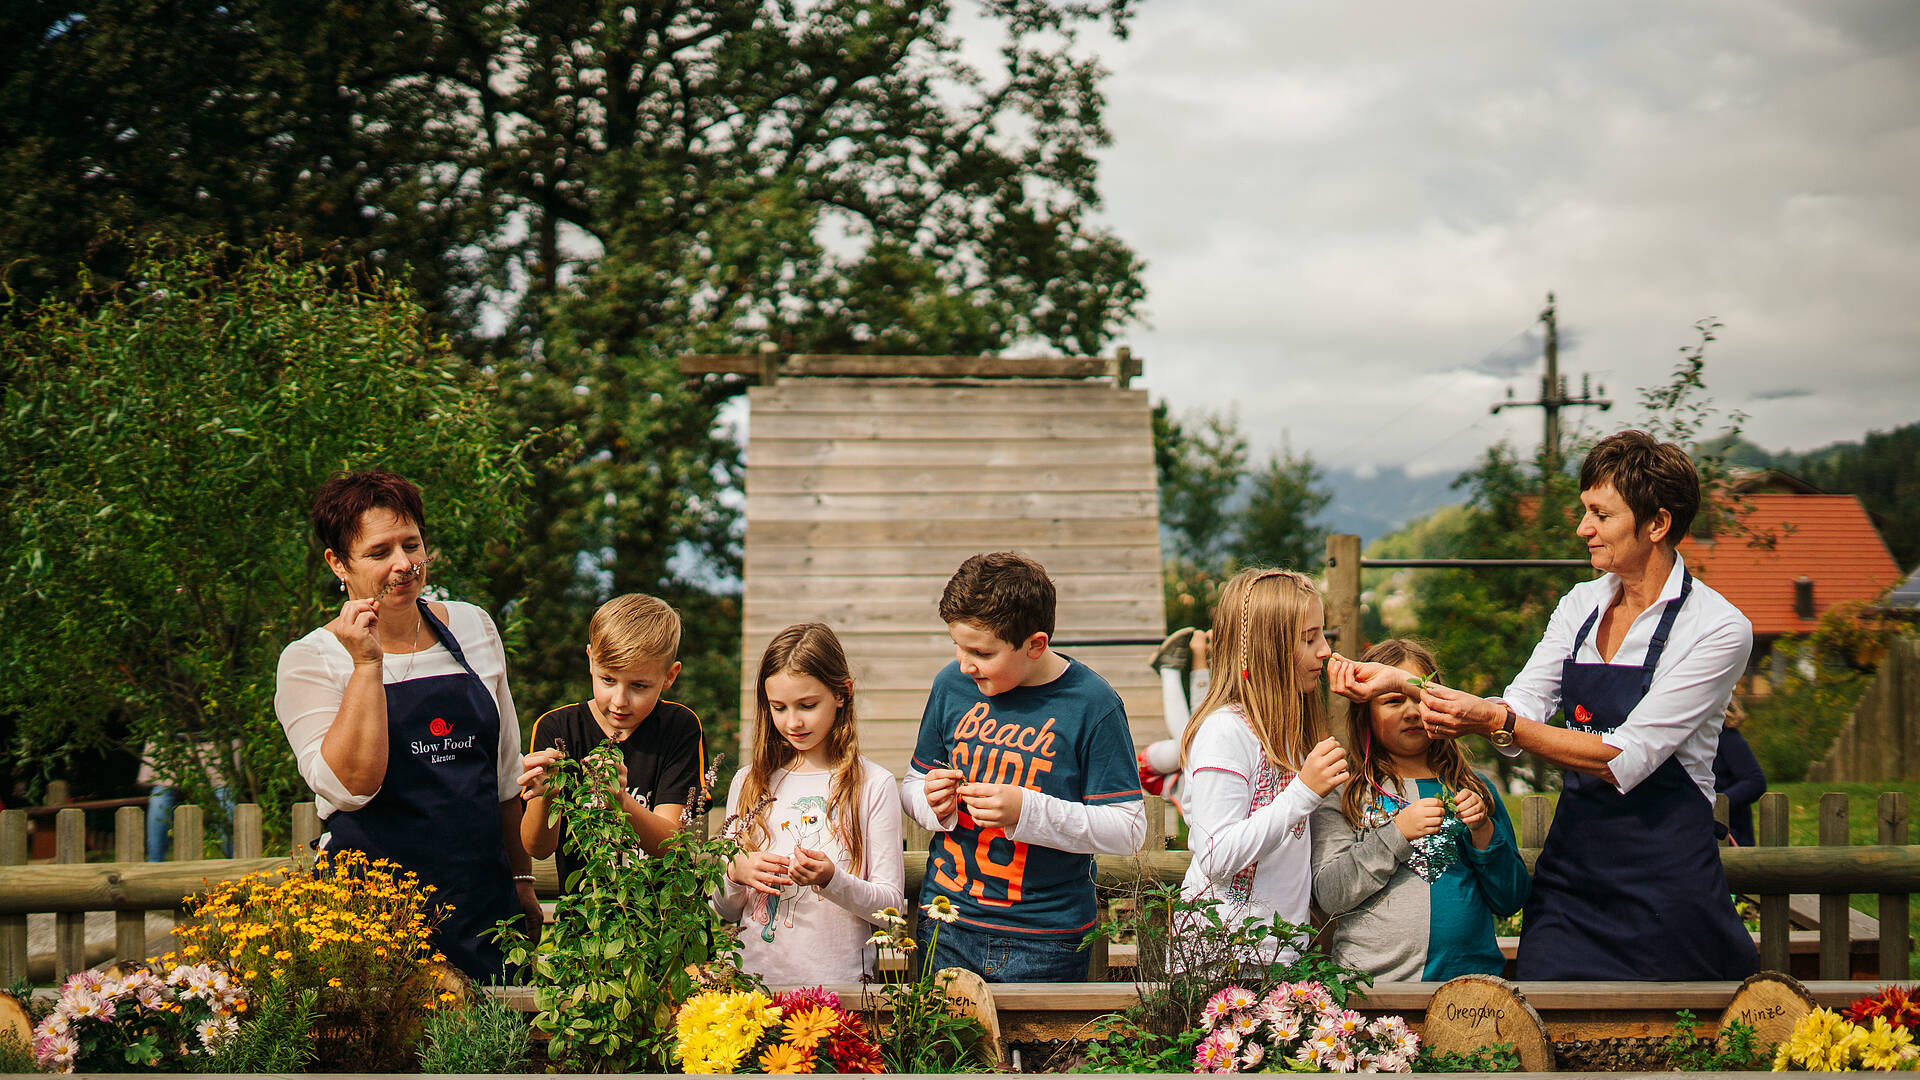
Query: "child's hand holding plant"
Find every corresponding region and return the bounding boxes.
[1451,786,1495,850]
[1300,736,1350,796]
[787,846,836,888]
[1394,796,1448,841]
[956,781,1023,830]
[729,850,793,895]
[923,767,964,823]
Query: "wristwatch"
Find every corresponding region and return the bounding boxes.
[1489,703,1518,748]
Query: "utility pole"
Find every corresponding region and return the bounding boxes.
[1491,292,1612,470]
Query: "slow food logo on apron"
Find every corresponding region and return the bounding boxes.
[411,716,477,764]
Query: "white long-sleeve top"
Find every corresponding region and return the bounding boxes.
[1497,554,1753,800]
[1179,705,1323,957]
[273,601,523,818]
[899,771,1146,854]
[714,757,905,984]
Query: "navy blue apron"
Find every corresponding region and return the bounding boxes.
[323,601,523,982]
[1516,570,1759,981]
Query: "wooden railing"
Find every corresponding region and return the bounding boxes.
[0,790,1910,986]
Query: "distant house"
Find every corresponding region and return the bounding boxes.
[1677,478,1903,691]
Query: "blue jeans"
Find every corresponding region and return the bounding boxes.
[147,786,236,861]
[913,908,1090,983]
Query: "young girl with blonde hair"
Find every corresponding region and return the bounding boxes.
[1311,639,1528,980]
[714,623,905,983]
[1179,568,1350,956]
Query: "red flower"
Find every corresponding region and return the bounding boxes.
[1846,985,1920,1031]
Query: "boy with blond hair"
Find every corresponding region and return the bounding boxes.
[521,594,706,890]
[901,552,1146,981]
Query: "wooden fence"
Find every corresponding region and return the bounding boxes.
[0,789,1910,987]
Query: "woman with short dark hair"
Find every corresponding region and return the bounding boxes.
[1336,430,1759,980]
[274,470,542,980]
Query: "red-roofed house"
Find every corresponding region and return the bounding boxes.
[1678,492,1903,688]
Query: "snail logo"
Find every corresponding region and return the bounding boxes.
[1573,704,1592,727]
[429,717,452,738]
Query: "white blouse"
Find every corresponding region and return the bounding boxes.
[1499,554,1753,800]
[274,600,524,818]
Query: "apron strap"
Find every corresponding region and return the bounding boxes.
[1567,568,1695,696]
[1639,569,1693,695]
[416,599,485,683]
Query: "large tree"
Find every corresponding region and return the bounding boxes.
[4,0,1151,770]
[0,237,532,824]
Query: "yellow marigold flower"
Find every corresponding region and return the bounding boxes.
[439,991,456,1002]
[328,978,343,988]
[759,1042,813,1074]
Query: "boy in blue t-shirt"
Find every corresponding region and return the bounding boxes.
[902,552,1146,982]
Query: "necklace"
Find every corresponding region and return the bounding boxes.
[384,602,425,683]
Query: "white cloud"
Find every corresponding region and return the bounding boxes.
[1092,0,1920,473]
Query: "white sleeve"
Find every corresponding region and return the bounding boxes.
[1160,668,1190,742]
[816,765,908,925]
[1183,717,1321,885]
[1601,614,1752,794]
[713,771,751,921]
[273,637,376,814]
[1495,586,1588,758]
[1006,792,1146,855]
[899,768,956,832]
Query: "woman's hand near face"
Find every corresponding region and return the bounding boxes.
[1394,796,1447,841]
[326,598,385,666]
[1453,787,1496,849]
[1419,685,1500,740]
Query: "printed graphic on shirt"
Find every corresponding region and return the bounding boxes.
[911,659,1142,935]
[746,794,850,943]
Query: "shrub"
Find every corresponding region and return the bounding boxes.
[417,991,531,1074]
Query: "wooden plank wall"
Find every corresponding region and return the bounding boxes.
[740,380,1169,773]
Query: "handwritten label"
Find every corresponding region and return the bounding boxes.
[1445,1003,1507,1023]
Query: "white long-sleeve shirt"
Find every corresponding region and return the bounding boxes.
[898,771,1147,854]
[1498,554,1753,800]
[274,601,523,818]
[1179,705,1323,958]
[714,758,905,984]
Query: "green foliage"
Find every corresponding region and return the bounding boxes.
[1074,1023,1205,1073]
[1410,1040,1522,1072]
[1788,422,1920,569]
[196,980,319,1074]
[1083,881,1371,1042]
[0,237,533,827]
[0,1028,36,1074]
[416,991,532,1075]
[1743,610,1900,783]
[1661,1009,1775,1071]
[496,743,736,1073]
[1155,408,1333,631]
[864,904,986,1074]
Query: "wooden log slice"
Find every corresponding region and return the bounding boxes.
[426,959,473,1009]
[1423,973,1554,1072]
[1718,970,1817,1048]
[934,966,1002,1067]
[0,992,30,1048]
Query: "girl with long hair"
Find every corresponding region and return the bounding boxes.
[1311,639,1528,980]
[714,623,905,983]
[1178,568,1350,959]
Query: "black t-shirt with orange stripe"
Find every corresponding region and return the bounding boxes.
[528,700,705,890]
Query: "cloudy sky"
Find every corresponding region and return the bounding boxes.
[1080,1,1920,476]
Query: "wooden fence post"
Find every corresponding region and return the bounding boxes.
[1520,794,1550,850]
[292,802,320,866]
[1324,534,1362,758]
[0,810,27,985]
[115,806,146,965]
[1758,792,1790,972]
[1820,792,1850,980]
[55,808,86,982]
[233,804,263,861]
[1714,793,1731,846]
[1141,794,1166,853]
[1881,791,1911,980]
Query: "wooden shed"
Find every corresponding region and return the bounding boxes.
[688,352,1169,773]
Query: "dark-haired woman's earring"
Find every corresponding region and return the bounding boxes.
[337,578,346,593]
